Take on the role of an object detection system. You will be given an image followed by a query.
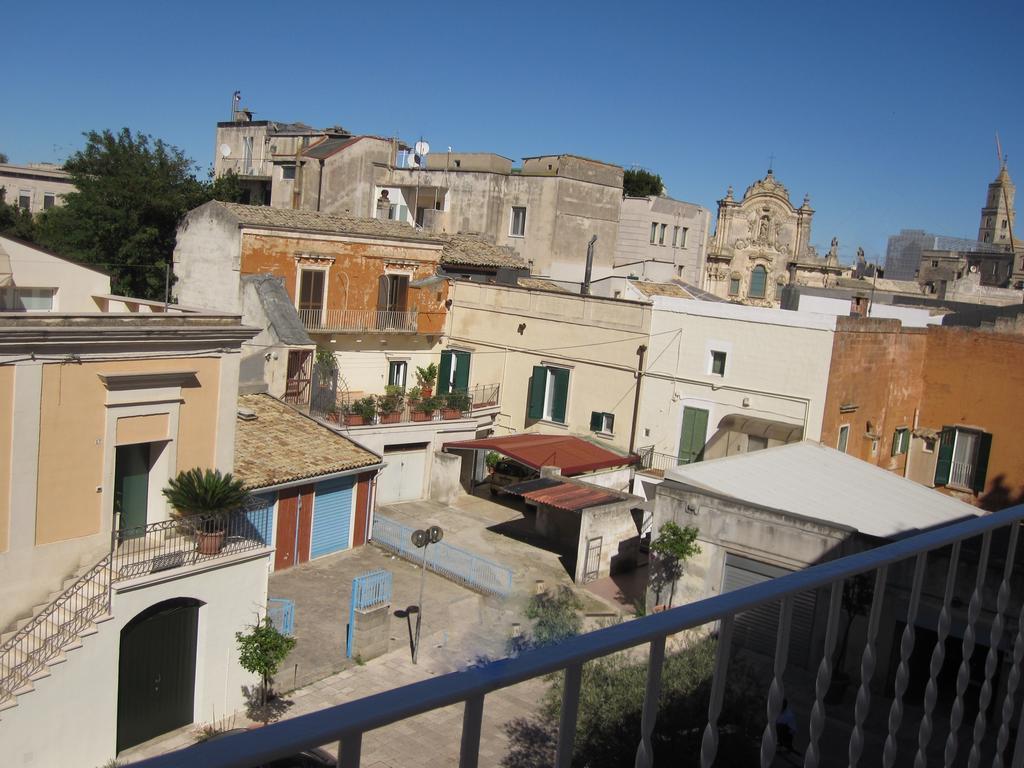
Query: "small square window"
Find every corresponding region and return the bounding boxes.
[728,277,740,296]
[710,351,727,376]
[388,360,408,388]
[43,193,56,210]
[18,190,31,211]
[922,437,936,453]
[510,206,527,237]
[590,411,614,434]
[892,427,910,456]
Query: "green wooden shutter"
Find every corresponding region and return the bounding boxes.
[679,407,709,464]
[972,432,992,493]
[528,366,547,420]
[590,411,603,431]
[376,275,389,312]
[453,351,471,391]
[934,427,955,486]
[438,351,453,395]
[550,368,569,424]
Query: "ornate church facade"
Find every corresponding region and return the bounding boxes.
[703,170,846,305]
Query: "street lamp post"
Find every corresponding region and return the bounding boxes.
[410,525,443,664]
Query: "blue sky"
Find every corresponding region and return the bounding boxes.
[3,0,1022,263]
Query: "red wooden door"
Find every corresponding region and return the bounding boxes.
[296,485,313,564]
[275,491,298,570]
[352,472,371,547]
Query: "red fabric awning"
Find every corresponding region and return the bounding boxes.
[443,434,637,476]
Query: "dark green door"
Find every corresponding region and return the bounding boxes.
[438,350,471,394]
[678,407,709,464]
[115,443,151,538]
[117,599,199,752]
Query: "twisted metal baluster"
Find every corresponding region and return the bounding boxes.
[882,553,928,768]
[804,581,843,768]
[634,636,666,768]
[700,616,735,768]
[914,541,962,768]
[944,530,993,768]
[760,596,795,767]
[995,540,1024,767]
[848,565,888,768]
[971,523,1020,767]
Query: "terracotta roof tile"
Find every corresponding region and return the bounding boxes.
[234,393,380,489]
[440,233,526,268]
[213,202,442,243]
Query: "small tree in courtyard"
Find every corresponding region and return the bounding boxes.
[649,521,701,608]
[509,586,584,654]
[236,616,296,707]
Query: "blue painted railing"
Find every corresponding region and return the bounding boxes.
[267,598,295,637]
[370,515,513,598]
[347,569,392,658]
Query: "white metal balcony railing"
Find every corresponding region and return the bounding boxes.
[951,459,975,489]
[137,503,1024,768]
[297,308,418,333]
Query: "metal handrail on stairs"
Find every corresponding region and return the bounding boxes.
[0,553,113,705]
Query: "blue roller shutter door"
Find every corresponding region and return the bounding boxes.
[246,492,276,545]
[311,476,354,559]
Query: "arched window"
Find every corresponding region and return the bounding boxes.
[749,265,768,298]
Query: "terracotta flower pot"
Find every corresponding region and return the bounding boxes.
[346,415,367,426]
[380,412,401,424]
[442,408,461,420]
[196,530,225,555]
[412,410,434,422]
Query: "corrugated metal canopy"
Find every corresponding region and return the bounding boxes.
[507,479,622,511]
[716,414,804,442]
[443,434,637,475]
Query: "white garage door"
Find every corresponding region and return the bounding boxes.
[377,444,428,504]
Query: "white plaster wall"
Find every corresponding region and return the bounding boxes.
[641,298,836,456]
[576,466,633,492]
[2,236,110,311]
[791,294,941,328]
[172,205,243,313]
[0,552,271,768]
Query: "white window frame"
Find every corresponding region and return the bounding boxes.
[837,424,850,453]
[709,350,727,377]
[538,361,571,425]
[1,287,56,311]
[509,206,527,238]
[295,266,329,326]
[388,360,408,388]
[596,412,614,435]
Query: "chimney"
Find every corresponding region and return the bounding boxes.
[581,235,598,296]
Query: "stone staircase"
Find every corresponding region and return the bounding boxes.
[0,554,114,713]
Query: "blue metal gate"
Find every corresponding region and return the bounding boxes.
[267,598,295,636]
[346,569,392,658]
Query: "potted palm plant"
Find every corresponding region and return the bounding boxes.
[377,385,405,424]
[416,363,438,398]
[163,468,251,555]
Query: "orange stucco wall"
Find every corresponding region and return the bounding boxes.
[239,232,449,334]
[0,367,13,553]
[821,317,1024,510]
[35,356,222,545]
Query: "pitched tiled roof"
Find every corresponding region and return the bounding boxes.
[212,202,442,244]
[234,393,380,490]
[516,278,570,293]
[440,234,526,268]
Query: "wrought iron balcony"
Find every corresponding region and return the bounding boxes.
[135,503,1024,768]
[312,384,500,428]
[297,308,418,334]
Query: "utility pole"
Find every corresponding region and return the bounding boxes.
[410,525,443,664]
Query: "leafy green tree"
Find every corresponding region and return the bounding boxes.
[649,521,701,608]
[0,188,38,241]
[0,152,8,164]
[503,635,761,768]
[623,168,664,198]
[509,587,584,654]
[35,128,244,300]
[236,616,297,707]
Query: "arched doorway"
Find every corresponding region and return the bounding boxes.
[116,598,201,753]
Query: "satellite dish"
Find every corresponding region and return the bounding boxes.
[407,154,419,168]
[414,140,430,157]
[970,264,979,273]
[219,143,232,158]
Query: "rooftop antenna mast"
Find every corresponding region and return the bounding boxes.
[231,90,241,121]
[997,131,1005,169]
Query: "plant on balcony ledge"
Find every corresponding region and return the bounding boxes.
[441,390,471,419]
[344,397,377,426]
[412,396,440,422]
[415,363,438,397]
[162,468,251,555]
[377,385,405,424]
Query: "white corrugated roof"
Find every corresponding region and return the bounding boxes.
[665,441,979,539]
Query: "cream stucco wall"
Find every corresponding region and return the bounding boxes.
[447,281,650,452]
[1,235,110,311]
[0,551,271,768]
[0,365,12,553]
[641,298,836,459]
